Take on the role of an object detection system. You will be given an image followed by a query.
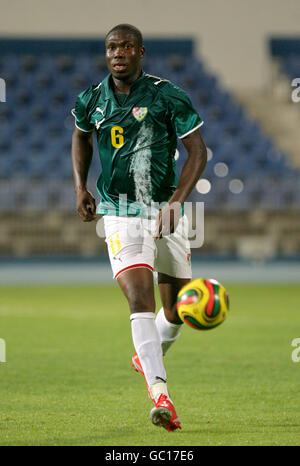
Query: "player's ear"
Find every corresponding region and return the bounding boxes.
[140,46,145,59]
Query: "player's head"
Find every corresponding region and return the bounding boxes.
[106,24,143,48]
[105,24,145,81]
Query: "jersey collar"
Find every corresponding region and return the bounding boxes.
[102,71,146,101]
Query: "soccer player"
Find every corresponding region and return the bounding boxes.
[71,24,207,431]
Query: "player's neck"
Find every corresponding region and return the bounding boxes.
[111,70,142,95]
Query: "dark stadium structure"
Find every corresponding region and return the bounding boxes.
[0,38,299,259]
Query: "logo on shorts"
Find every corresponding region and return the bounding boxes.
[132,107,148,122]
[187,253,191,265]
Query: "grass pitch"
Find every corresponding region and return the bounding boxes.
[0,283,299,446]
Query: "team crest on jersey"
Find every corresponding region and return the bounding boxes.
[132,107,148,122]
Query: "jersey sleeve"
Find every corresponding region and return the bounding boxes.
[166,83,203,139]
[71,87,94,132]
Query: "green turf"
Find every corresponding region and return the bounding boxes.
[0,283,299,446]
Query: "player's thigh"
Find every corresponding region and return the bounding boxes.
[118,267,156,314]
[155,215,192,280]
[104,215,156,313]
[104,215,155,279]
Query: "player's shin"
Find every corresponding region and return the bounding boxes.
[155,307,183,356]
[130,312,167,387]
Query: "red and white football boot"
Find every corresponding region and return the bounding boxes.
[150,393,182,432]
[131,352,182,431]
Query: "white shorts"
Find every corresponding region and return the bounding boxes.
[104,215,192,279]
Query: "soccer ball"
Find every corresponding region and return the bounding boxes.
[176,278,229,330]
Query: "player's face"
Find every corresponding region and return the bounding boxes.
[105,30,145,81]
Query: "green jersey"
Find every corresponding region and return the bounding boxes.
[72,71,203,216]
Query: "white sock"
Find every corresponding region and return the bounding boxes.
[155,307,183,356]
[130,312,167,387]
[149,382,170,401]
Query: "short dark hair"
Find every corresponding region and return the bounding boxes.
[105,24,143,47]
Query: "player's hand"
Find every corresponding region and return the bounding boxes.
[76,188,97,222]
[154,202,181,239]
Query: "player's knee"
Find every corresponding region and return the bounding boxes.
[127,288,155,314]
[164,305,182,325]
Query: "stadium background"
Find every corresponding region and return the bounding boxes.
[1,0,300,447]
[1,0,300,282]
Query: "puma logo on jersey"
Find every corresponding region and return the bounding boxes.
[95,118,105,130]
[96,107,104,115]
[95,107,105,129]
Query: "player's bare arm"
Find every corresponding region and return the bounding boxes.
[71,127,96,222]
[155,128,207,238]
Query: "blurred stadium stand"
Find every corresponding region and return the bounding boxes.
[0,38,300,261]
[270,37,300,79]
[236,37,300,168]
